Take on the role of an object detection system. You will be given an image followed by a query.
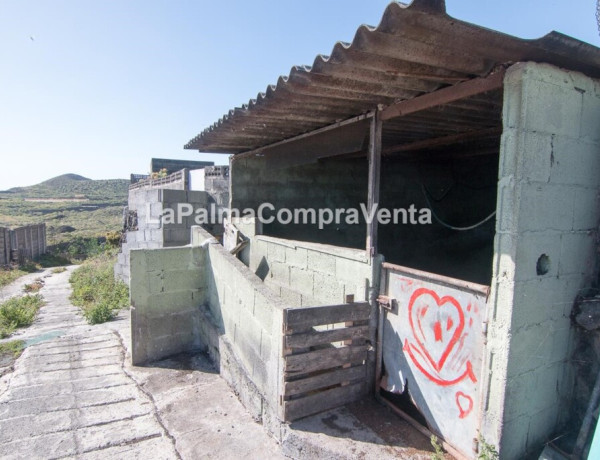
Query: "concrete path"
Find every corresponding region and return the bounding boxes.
[0,267,439,460]
[0,267,282,459]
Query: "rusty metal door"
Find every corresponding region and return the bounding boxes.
[378,262,489,458]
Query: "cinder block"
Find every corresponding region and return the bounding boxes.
[572,186,600,230]
[253,293,275,332]
[268,261,289,285]
[526,406,559,455]
[307,250,335,275]
[289,266,314,297]
[162,269,204,292]
[285,246,307,269]
[517,183,575,233]
[266,242,286,263]
[520,77,583,137]
[279,287,302,307]
[514,232,562,282]
[549,136,600,188]
[335,257,370,282]
[313,272,344,305]
[498,414,529,460]
[581,94,600,143]
[527,363,562,416]
[147,291,194,315]
[504,370,538,421]
[512,278,572,328]
[507,321,563,378]
[558,231,596,277]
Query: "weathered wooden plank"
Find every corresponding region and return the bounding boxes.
[284,365,366,397]
[284,345,367,375]
[284,382,367,421]
[284,302,370,330]
[381,69,505,121]
[285,325,370,349]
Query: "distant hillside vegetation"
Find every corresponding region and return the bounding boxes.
[0,174,129,245]
[3,174,129,202]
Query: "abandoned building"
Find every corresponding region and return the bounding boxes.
[115,160,229,284]
[126,1,600,458]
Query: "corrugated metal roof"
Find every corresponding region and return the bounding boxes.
[185,0,600,154]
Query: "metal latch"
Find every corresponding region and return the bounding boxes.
[377,295,396,312]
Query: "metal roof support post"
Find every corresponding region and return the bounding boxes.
[366,110,382,259]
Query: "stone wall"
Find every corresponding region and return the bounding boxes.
[484,62,600,459]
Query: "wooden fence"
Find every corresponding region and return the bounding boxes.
[0,224,46,266]
[281,302,371,421]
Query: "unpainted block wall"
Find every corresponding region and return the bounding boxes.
[129,246,206,365]
[230,155,368,249]
[115,188,210,284]
[248,235,375,308]
[192,226,286,423]
[484,62,600,459]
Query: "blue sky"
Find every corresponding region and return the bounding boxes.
[0,0,598,189]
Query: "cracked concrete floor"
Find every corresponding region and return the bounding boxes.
[0,267,283,459]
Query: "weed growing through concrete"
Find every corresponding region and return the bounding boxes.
[430,435,445,460]
[23,278,44,293]
[478,436,499,460]
[0,294,45,338]
[69,250,129,324]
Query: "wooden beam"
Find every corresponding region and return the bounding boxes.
[383,127,502,155]
[380,69,505,121]
[366,110,382,257]
[235,112,373,160]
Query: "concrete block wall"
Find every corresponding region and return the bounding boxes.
[115,188,211,284]
[129,246,207,365]
[248,235,374,308]
[230,155,368,249]
[191,226,286,424]
[484,62,600,459]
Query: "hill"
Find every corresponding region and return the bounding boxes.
[3,174,129,202]
[0,174,129,245]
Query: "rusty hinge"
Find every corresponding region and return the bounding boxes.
[377,295,396,312]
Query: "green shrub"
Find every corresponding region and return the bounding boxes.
[0,267,28,289]
[0,340,25,359]
[0,294,44,338]
[51,267,67,274]
[69,251,129,324]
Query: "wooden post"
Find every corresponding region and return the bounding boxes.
[366,110,382,259]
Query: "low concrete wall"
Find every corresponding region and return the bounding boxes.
[115,189,211,284]
[130,226,286,428]
[248,235,375,308]
[484,62,600,459]
[129,246,207,365]
[198,228,286,423]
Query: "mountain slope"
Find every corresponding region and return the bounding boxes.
[3,174,129,201]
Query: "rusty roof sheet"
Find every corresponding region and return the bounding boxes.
[185,0,600,153]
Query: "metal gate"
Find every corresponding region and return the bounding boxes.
[378,262,489,458]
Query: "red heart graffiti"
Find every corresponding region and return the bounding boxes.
[408,288,464,373]
[455,392,473,419]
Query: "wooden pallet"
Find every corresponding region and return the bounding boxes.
[281,302,371,421]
